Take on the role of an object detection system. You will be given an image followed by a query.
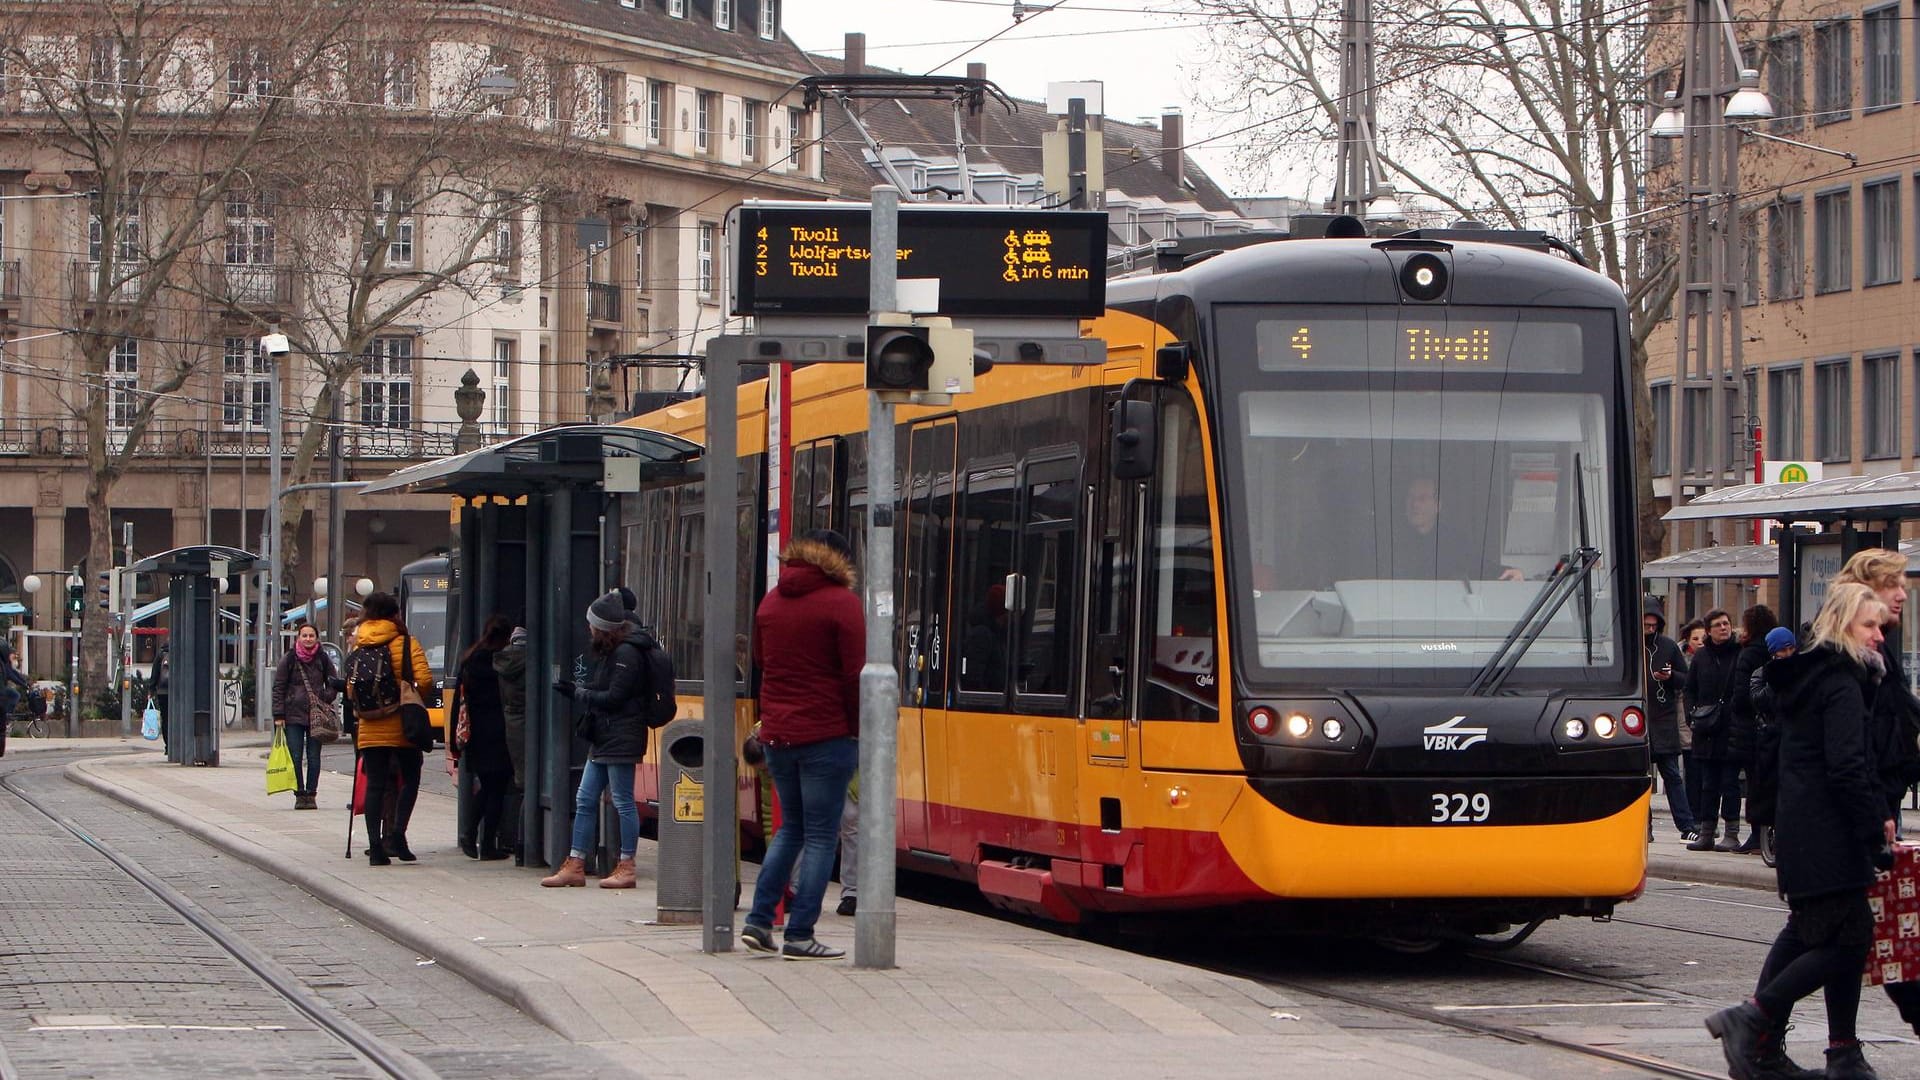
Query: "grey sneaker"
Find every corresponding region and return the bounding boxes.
[782,937,845,961]
[740,923,776,954]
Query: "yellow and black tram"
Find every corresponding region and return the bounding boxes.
[396,554,454,739]
[622,226,1647,936]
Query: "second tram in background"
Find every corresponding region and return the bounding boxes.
[623,221,1646,939]
[396,555,454,740]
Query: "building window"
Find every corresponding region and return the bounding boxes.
[221,336,272,430]
[108,339,138,430]
[697,223,714,295]
[1769,365,1805,459]
[788,108,805,169]
[715,0,733,30]
[226,45,270,106]
[743,100,759,161]
[361,337,413,429]
[491,339,513,434]
[1768,34,1806,132]
[597,70,619,135]
[1866,5,1900,109]
[490,191,517,265]
[89,37,137,104]
[1814,19,1853,124]
[647,80,664,142]
[1741,211,1760,305]
[1767,197,1803,299]
[223,189,274,265]
[1865,352,1899,459]
[373,48,416,108]
[372,186,413,266]
[1814,188,1852,293]
[668,0,685,17]
[1866,178,1901,285]
[696,91,714,153]
[1815,358,1852,462]
[87,189,141,264]
[1651,383,1672,477]
[633,218,647,292]
[760,0,779,39]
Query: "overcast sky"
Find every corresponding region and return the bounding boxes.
[783,0,1289,200]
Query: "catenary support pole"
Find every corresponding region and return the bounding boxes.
[264,344,283,727]
[700,323,741,954]
[327,385,345,649]
[119,521,133,736]
[856,184,901,969]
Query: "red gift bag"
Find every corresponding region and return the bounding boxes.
[1866,842,1920,985]
[351,754,370,815]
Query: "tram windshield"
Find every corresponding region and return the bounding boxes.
[1216,304,1623,686]
[402,586,451,677]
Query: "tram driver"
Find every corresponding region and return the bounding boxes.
[1389,477,1525,583]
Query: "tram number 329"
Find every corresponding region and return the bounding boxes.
[1431,792,1492,823]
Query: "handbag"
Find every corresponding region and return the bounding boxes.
[395,632,436,752]
[299,663,342,745]
[141,697,161,741]
[265,728,297,795]
[1687,654,1737,738]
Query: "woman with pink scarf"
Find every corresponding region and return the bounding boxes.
[272,622,344,810]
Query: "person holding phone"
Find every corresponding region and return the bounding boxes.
[1644,598,1696,841]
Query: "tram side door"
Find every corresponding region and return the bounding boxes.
[898,418,957,855]
[1085,386,1137,754]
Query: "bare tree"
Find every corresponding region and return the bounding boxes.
[0,0,367,703]
[196,7,598,581]
[1182,0,1692,554]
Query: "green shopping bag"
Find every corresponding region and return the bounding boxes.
[265,728,297,796]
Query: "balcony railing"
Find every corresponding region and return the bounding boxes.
[215,263,294,308]
[0,259,18,301]
[587,281,620,324]
[71,261,146,305]
[2,417,547,462]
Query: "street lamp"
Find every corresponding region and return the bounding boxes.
[312,576,328,598]
[355,577,375,599]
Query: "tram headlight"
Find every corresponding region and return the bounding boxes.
[1321,718,1344,741]
[1563,717,1587,740]
[1285,713,1312,739]
[1593,714,1618,739]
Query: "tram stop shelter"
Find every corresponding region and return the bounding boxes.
[1660,471,1920,631]
[128,545,258,767]
[358,425,701,869]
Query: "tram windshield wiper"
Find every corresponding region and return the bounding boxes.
[1468,458,1600,696]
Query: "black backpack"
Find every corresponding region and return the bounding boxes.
[633,629,677,729]
[344,639,403,719]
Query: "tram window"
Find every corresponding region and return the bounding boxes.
[1142,396,1218,719]
[670,500,705,678]
[790,447,816,535]
[956,466,1018,699]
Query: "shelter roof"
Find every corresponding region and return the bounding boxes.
[359,424,700,499]
[1643,538,1920,579]
[130,546,260,576]
[1662,472,1920,523]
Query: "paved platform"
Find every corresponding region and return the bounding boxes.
[67,745,1572,1079]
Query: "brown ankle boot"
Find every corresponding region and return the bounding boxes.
[541,856,587,887]
[599,858,636,889]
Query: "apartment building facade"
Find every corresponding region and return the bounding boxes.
[0,0,833,648]
[1646,0,1920,589]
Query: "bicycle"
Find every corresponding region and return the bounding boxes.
[5,684,53,740]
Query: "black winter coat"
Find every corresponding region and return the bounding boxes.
[271,649,339,727]
[1685,638,1743,761]
[1747,664,1784,828]
[455,649,511,776]
[1645,633,1688,756]
[575,622,658,765]
[493,637,528,788]
[1727,641,1769,760]
[1866,633,1920,813]
[1763,644,1890,901]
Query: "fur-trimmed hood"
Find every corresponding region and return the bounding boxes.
[778,537,857,593]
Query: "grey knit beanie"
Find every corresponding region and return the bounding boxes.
[586,591,627,633]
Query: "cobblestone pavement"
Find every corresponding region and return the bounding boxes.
[0,752,635,1079]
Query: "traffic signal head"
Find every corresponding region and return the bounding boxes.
[66,582,82,615]
[866,322,935,400]
[914,321,980,406]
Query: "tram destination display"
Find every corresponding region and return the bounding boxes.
[731,205,1107,318]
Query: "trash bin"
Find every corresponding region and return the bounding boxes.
[654,718,704,924]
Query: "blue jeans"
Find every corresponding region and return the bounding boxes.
[749,737,858,943]
[283,722,323,794]
[568,759,638,860]
[1654,753,1696,833]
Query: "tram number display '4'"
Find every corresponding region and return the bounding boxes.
[730,205,1108,319]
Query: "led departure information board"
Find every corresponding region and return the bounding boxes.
[730,204,1108,318]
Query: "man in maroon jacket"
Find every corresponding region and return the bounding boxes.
[741,528,864,961]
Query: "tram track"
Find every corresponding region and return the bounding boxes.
[0,755,441,1080]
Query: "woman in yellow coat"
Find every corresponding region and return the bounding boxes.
[352,591,437,866]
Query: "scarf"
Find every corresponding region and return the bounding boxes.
[294,638,319,663]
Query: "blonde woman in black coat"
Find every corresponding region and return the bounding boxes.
[1706,582,1896,1080]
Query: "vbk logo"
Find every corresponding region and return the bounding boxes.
[1422,715,1490,751]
